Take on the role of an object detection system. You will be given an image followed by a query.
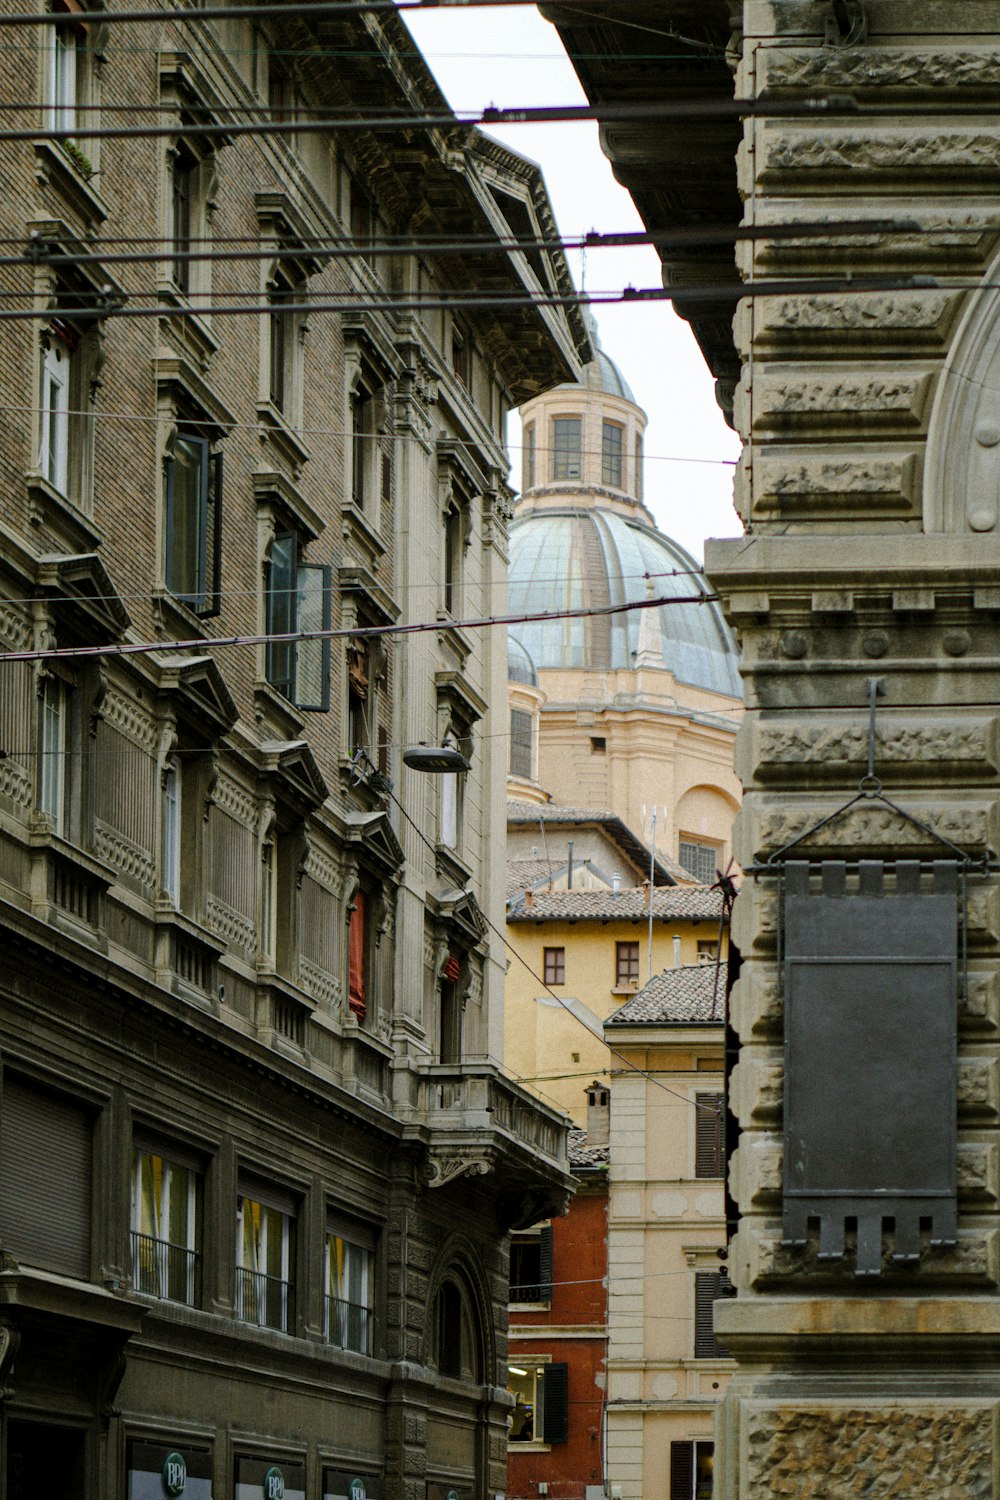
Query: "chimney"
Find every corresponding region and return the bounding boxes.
[567,839,574,889]
[585,1079,610,1146]
[525,888,533,911]
[612,873,621,894]
[673,935,682,968]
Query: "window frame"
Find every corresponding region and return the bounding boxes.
[130,1143,200,1306]
[509,707,534,780]
[235,1188,294,1333]
[670,1440,715,1500]
[164,429,222,618]
[38,671,68,832]
[693,1269,732,1359]
[264,529,332,711]
[601,419,624,488]
[694,1092,724,1179]
[509,1222,553,1304]
[615,940,640,990]
[523,422,536,491]
[507,1357,568,1446]
[679,838,719,885]
[161,753,182,904]
[551,416,582,481]
[325,1219,376,1355]
[542,946,565,986]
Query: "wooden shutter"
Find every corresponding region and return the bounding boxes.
[539,1361,568,1444]
[695,1093,724,1178]
[0,1074,92,1278]
[204,449,223,618]
[669,1441,694,1500]
[538,1223,553,1301]
[694,1271,731,1359]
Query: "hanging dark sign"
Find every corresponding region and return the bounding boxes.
[782,859,958,1276]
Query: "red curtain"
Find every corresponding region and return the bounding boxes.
[348,890,366,1018]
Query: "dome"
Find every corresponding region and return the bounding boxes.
[508,634,539,687]
[553,311,636,404]
[508,506,743,699]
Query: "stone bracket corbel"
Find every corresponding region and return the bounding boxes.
[420,1149,494,1191]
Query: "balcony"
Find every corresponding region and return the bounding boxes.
[131,1231,198,1306]
[413,1063,575,1227]
[235,1267,292,1332]
[325,1295,374,1355]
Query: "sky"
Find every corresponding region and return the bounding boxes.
[401,6,743,561]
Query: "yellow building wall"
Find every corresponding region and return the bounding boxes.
[503,917,726,1125]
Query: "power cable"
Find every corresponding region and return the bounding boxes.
[0,0,691,28]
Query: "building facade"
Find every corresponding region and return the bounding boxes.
[546,2,1000,1496]
[0,5,590,1497]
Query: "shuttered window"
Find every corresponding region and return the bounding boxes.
[694,1271,731,1359]
[670,1441,715,1500]
[509,1223,553,1302]
[695,1093,724,1178]
[539,1361,568,1444]
[0,1074,92,1278]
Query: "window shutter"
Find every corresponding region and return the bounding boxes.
[539,1362,568,1444]
[695,1093,724,1179]
[164,454,176,592]
[265,532,296,696]
[669,1441,694,1500]
[293,562,331,712]
[0,1074,92,1278]
[694,1271,731,1359]
[538,1223,553,1301]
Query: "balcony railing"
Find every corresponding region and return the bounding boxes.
[131,1230,198,1305]
[236,1267,292,1332]
[325,1295,373,1355]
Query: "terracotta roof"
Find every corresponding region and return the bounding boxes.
[567,1127,610,1168]
[607,961,728,1025]
[507,885,725,922]
[506,858,559,897]
[506,798,688,885]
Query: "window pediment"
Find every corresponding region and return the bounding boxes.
[36,551,130,641]
[156,353,236,436]
[159,51,236,142]
[343,809,403,875]
[345,313,404,389]
[435,669,487,726]
[253,470,324,545]
[437,438,488,502]
[154,653,238,735]
[255,190,327,278]
[259,737,328,812]
[338,566,399,628]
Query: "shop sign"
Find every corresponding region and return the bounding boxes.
[125,1440,212,1500]
[324,1470,382,1500]
[234,1455,305,1500]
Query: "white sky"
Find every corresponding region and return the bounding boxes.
[402,6,743,561]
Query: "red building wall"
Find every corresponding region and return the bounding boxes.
[508,1181,608,1500]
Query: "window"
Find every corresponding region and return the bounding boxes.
[350,180,375,264]
[170,144,197,293]
[509,708,533,779]
[679,839,718,885]
[348,886,368,1020]
[351,387,375,509]
[165,430,222,616]
[40,326,71,492]
[509,1223,552,1302]
[268,272,295,413]
[697,939,719,963]
[552,417,581,480]
[47,0,90,145]
[694,1269,732,1358]
[443,502,463,616]
[507,1361,568,1445]
[634,431,644,500]
[602,420,623,487]
[0,1073,92,1279]
[615,940,639,989]
[452,325,470,389]
[268,56,290,121]
[590,735,606,754]
[265,531,331,710]
[38,672,67,831]
[162,754,181,903]
[131,1145,199,1305]
[543,947,564,986]
[670,1441,714,1500]
[236,1189,293,1331]
[695,1093,724,1179]
[523,423,536,490]
[438,730,466,851]
[437,1280,463,1378]
[347,639,374,753]
[325,1223,375,1354]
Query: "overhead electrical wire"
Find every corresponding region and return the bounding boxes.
[0,0,690,27]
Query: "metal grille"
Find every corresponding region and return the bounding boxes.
[131,1231,198,1305]
[325,1295,374,1354]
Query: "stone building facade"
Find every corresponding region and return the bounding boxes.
[544,1,1000,1496]
[0,4,590,1496]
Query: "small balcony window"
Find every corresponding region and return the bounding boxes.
[131,1146,199,1305]
[325,1226,375,1354]
[236,1191,293,1332]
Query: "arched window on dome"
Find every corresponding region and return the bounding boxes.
[523,423,536,490]
[509,707,534,780]
[634,431,644,500]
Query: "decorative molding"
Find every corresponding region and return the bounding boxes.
[0,760,32,810]
[300,957,341,1010]
[304,844,342,896]
[762,47,1000,93]
[206,894,257,954]
[420,1150,494,1190]
[102,687,157,755]
[94,821,156,890]
[213,774,258,830]
[0,603,31,651]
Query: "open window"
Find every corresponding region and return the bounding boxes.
[507,1360,568,1445]
[131,1138,201,1306]
[509,1223,553,1304]
[265,530,331,711]
[325,1216,376,1355]
[236,1179,296,1333]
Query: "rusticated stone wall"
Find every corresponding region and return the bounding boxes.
[704,2,1000,1495]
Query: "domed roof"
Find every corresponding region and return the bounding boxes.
[508,634,539,686]
[553,311,636,404]
[508,506,742,698]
